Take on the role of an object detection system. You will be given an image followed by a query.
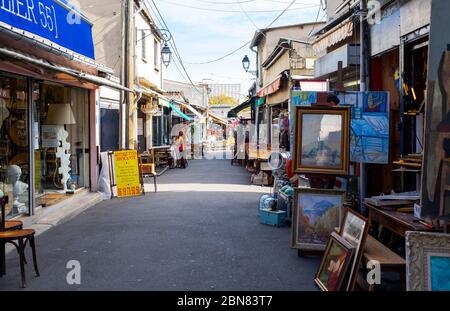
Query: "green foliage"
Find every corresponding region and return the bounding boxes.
[208,94,238,106]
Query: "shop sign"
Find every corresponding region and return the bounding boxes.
[0,0,95,59]
[113,150,141,198]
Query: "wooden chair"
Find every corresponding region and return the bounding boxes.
[5,220,23,231]
[1,196,40,288]
[139,151,157,193]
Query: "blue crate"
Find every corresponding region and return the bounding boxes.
[259,208,287,227]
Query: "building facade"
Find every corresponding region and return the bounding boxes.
[80,0,165,153]
[249,22,326,154]
[0,0,127,219]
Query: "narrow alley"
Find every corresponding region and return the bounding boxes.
[0,159,319,291]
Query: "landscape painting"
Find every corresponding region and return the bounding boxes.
[291,189,345,251]
[301,114,343,168]
[293,106,350,175]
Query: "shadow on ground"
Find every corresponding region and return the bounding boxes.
[0,159,320,291]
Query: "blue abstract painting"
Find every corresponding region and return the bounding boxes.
[292,90,318,106]
[430,256,450,291]
[343,92,390,164]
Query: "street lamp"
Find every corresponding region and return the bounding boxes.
[241,55,257,77]
[136,28,173,67]
[242,55,250,72]
[161,43,172,67]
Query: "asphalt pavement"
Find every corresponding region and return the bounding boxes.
[0,158,319,291]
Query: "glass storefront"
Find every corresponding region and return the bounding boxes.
[0,72,90,219]
[34,83,90,209]
[0,73,30,219]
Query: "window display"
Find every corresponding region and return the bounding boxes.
[0,74,30,219]
[34,83,90,208]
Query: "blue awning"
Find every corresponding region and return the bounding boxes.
[0,0,95,59]
[168,101,191,121]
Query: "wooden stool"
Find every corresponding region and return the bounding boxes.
[0,229,40,288]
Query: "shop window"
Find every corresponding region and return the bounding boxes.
[34,83,90,208]
[305,58,315,70]
[141,30,147,62]
[0,74,30,219]
[154,39,159,69]
[100,108,120,152]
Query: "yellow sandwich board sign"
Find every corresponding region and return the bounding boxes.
[113,150,142,197]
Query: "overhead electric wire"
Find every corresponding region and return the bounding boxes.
[148,0,315,85]
[185,0,299,65]
[192,0,257,4]
[158,0,319,13]
[147,0,202,93]
[236,0,261,31]
[308,0,325,37]
[185,40,251,65]
[266,0,298,28]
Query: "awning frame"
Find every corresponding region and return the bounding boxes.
[227,96,255,118]
[208,112,227,126]
[0,46,132,92]
[257,74,282,97]
[180,103,203,119]
[167,101,191,121]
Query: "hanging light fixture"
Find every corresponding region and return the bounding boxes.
[161,43,172,67]
[242,55,250,72]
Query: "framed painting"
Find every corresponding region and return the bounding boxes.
[406,231,450,291]
[339,208,369,291]
[315,232,355,291]
[291,188,345,251]
[293,106,350,175]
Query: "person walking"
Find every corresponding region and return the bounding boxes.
[175,131,187,169]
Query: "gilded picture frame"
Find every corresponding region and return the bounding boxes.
[406,231,450,291]
[293,106,350,175]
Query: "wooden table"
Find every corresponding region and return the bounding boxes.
[149,146,172,173]
[367,203,432,237]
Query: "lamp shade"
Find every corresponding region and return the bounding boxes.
[242,55,250,72]
[45,104,76,125]
[161,43,172,67]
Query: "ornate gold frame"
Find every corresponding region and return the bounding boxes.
[293,106,350,175]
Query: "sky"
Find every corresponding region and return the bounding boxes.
[146,0,326,101]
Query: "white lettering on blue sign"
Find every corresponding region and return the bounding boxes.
[26,0,36,23]
[0,0,94,58]
[1,0,58,38]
